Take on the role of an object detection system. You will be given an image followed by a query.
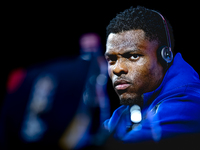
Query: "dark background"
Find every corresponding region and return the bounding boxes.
[2,1,199,111]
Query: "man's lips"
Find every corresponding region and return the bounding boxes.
[115,84,130,90]
[114,79,131,90]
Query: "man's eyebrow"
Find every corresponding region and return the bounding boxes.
[125,48,142,53]
[122,49,142,54]
[105,49,142,57]
[104,52,112,57]
[104,53,118,59]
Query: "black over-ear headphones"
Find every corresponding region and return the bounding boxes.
[151,10,173,68]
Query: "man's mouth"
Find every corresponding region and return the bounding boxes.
[114,79,131,91]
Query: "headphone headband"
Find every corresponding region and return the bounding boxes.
[151,10,172,50]
[151,10,173,65]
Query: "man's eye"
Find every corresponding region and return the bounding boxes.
[130,54,141,60]
[106,55,117,62]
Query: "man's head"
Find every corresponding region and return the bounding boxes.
[105,6,174,106]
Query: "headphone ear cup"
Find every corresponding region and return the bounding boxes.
[157,46,173,68]
[161,47,173,63]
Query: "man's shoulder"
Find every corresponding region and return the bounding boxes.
[157,81,200,102]
[155,81,200,124]
[184,81,200,96]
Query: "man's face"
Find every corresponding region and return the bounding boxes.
[105,30,164,105]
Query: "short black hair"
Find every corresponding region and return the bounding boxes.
[106,6,175,51]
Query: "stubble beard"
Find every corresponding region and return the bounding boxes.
[119,93,144,107]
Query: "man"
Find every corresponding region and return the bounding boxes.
[103,6,200,146]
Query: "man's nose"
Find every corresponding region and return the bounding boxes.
[113,59,128,76]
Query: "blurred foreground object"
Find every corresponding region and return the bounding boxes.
[0,33,110,150]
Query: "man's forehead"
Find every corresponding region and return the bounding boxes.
[106,30,145,51]
[106,30,159,56]
[106,30,146,50]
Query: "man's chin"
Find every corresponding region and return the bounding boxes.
[119,95,143,106]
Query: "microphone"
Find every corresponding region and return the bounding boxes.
[130,105,142,124]
[127,105,142,132]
